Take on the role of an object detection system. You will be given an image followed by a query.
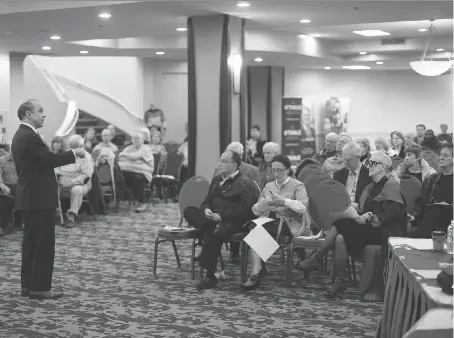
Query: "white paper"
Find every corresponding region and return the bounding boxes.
[297,230,324,240]
[244,224,280,262]
[251,217,275,227]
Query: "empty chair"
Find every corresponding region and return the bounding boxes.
[391,157,404,170]
[295,158,321,179]
[304,171,332,198]
[297,164,324,184]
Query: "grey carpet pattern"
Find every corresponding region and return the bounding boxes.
[0,203,382,338]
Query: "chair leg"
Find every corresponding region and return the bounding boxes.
[351,256,357,284]
[219,253,225,271]
[240,241,248,283]
[171,240,181,268]
[191,238,196,280]
[287,244,293,286]
[346,256,352,283]
[280,247,285,265]
[153,237,159,276]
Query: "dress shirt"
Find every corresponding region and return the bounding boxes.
[346,164,362,203]
[220,170,239,186]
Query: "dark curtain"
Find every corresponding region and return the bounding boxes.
[187,17,197,177]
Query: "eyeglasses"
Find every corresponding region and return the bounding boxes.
[364,159,384,169]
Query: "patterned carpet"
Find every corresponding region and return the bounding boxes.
[0,202,382,338]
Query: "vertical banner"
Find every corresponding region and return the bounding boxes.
[300,99,316,159]
[282,98,302,166]
[323,96,350,136]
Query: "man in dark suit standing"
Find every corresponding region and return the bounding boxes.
[12,99,86,300]
[333,142,372,206]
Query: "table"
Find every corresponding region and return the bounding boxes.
[402,309,453,338]
[376,237,453,338]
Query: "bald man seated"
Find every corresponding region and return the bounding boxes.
[213,142,261,189]
[313,132,339,165]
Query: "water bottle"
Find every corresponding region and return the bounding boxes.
[447,221,454,255]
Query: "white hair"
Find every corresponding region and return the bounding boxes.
[226,142,244,157]
[69,134,84,148]
[342,142,361,156]
[263,142,281,154]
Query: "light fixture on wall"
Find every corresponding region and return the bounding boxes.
[230,54,243,94]
[410,20,453,76]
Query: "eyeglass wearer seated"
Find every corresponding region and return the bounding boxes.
[55,135,94,228]
[298,151,407,299]
[242,154,311,291]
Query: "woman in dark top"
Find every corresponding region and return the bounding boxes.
[395,144,436,183]
[298,151,407,298]
[390,131,406,158]
[83,127,98,153]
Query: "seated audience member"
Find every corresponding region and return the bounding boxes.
[437,124,453,145]
[299,151,406,299]
[149,131,167,157]
[259,142,281,187]
[214,142,260,188]
[395,144,436,183]
[420,129,442,153]
[177,134,189,188]
[0,146,22,235]
[415,124,426,145]
[92,128,119,160]
[245,125,266,166]
[356,137,376,162]
[55,135,94,227]
[242,155,311,291]
[83,127,98,153]
[95,147,116,167]
[107,124,124,149]
[144,105,166,135]
[374,136,392,155]
[323,134,352,176]
[390,131,405,158]
[184,150,256,290]
[404,133,417,147]
[51,136,67,155]
[409,144,453,238]
[313,132,339,165]
[118,131,154,213]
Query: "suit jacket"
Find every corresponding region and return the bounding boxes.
[213,161,261,189]
[333,165,372,203]
[11,124,76,211]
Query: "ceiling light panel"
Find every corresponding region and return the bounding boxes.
[353,30,390,37]
[342,65,371,70]
[237,2,250,7]
[99,12,111,19]
[50,35,61,40]
[300,19,311,23]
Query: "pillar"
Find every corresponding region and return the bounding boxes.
[187,15,246,180]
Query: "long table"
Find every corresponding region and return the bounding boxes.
[376,237,453,338]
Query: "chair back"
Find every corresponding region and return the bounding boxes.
[163,141,180,154]
[309,180,351,230]
[295,158,321,179]
[97,163,113,185]
[162,153,183,180]
[304,171,332,198]
[400,174,422,215]
[178,176,210,215]
[391,157,404,169]
[153,153,161,175]
[297,164,324,184]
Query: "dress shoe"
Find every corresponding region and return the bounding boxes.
[29,290,63,300]
[196,277,218,290]
[21,288,30,297]
[241,273,261,291]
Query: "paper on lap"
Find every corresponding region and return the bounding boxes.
[244,218,279,262]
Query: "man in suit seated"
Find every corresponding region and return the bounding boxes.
[213,142,261,188]
[55,135,94,228]
[333,142,383,301]
[184,150,256,289]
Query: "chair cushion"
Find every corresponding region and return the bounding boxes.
[293,237,325,249]
[157,227,202,239]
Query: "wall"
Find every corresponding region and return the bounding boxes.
[0,53,10,134]
[285,69,453,145]
[35,56,145,118]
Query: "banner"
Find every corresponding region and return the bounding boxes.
[282,98,302,165]
[300,99,316,159]
[323,97,350,136]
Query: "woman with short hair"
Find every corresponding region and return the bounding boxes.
[356,137,375,162]
[395,144,436,183]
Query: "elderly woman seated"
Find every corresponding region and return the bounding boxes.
[299,151,407,300]
[356,137,376,162]
[55,135,94,227]
[242,154,311,291]
[118,131,154,213]
[395,144,436,183]
[259,142,281,187]
[92,128,119,160]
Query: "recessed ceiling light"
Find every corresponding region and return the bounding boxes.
[98,12,111,19]
[176,28,187,32]
[299,34,308,39]
[50,35,61,40]
[359,52,367,55]
[376,61,384,65]
[311,34,321,38]
[436,48,445,52]
[237,2,250,7]
[324,67,331,70]
[41,46,51,50]
[80,50,89,54]
[254,57,263,63]
[342,65,371,70]
[156,51,165,55]
[419,28,427,32]
[353,30,390,37]
[300,19,311,23]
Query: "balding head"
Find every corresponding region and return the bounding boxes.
[337,134,352,152]
[226,142,244,157]
[325,132,339,151]
[69,134,84,149]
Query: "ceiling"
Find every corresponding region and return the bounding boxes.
[0,0,452,70]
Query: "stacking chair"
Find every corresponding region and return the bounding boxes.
[391,157,404,170]
[289,180,351,284]
[296,164,324,184]
[163,141,180,154]
[97,162,119,212]
[144,153,162,206]
[400,174,422,215]
[153,176,210,279]
[154,153,183,203]
[304,171,332,198]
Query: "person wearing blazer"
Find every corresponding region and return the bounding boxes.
[333,142,373,205]
[11,100,86,300]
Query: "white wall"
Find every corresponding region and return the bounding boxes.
[285,69,453,141]
[35,56,145,118]
[0,53,10,129]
